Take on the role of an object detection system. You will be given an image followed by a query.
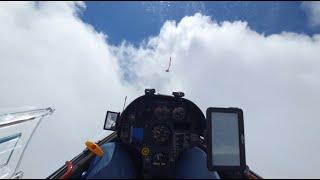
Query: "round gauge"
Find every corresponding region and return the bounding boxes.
[172,107,186,121]
[151,125,171,145]
[154,105,170,121]
[152,152,168,166]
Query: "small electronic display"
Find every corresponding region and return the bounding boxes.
[104,111,119,130]
[206,107,246,171]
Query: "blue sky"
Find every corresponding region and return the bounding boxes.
[81,1,319,46]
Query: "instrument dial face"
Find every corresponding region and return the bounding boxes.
[151,125,171,145]
[152,152,168,166]
[154,105,170,121]
[172,107,186,121]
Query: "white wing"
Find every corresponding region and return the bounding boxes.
[0,107,54,179]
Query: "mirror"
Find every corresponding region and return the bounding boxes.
[206,107,246,171]
[104,111,119,130]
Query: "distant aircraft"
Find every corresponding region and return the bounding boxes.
[165,57,172,72]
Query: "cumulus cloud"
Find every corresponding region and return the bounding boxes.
[1,1,320,179]
[114,14,320,178]
[301,1,320,27]
[0,1,138,178]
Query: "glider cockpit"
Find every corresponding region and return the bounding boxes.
[117,90,206,178]
[47,89,261,179]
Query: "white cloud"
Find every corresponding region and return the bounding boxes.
[302,1,320,27]
[114,14,320,178]
[1,2,320,179]
[0,1,138,178]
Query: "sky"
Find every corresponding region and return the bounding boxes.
[81,1,320,45]
[0,1,320,179]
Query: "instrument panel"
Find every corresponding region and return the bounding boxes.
[118,94,206,178]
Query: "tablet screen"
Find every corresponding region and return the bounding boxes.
[211,112,240,166]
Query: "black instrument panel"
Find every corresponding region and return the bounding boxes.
[118,94,206,178]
